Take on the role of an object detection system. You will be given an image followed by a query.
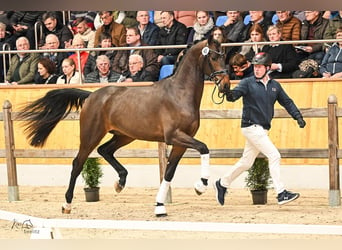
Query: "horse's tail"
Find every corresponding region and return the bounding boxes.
[18,88,91,147]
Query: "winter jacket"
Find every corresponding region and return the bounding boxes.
[41,21,74,49]
[94,21,126,47]
[276,15,302,41]
[324,14,342,40]
[319,43,342,75]
[84,70,120,83]
[139,22,160,46]
[6,52,39,84]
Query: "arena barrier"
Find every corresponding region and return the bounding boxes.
[1,209,342,239]
[1,95,341,206]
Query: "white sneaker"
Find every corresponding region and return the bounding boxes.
[194,180,207,195]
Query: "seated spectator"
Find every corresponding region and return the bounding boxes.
[34,57,58,84]
[320,27,342,78]
[71,17,95,48]
[262,25,300,78]
[275,11,301,41]
[211,26,227,43]
[187,11,214,44]
[40,33,69,75]
[121,54,155,82]
[69,11,97,31]
[56,58,82,84]
[156,11,188,65]
[136,11,160,45]
[241,11,272,41]
[297,11,329,64]
[228,53,254,80]
[84,33,117,77]
[323,10,342,47]
[174,11,196,28]
[239,23,266,62]
[84,55,120,83]
[40,11,74,49]
[5,36,39,84]
[220,10,245,62]
[0,22,12,82]
[68,37,89,74]
[8,11,44,49]
[112,26,160,80]
[94,11,126,47]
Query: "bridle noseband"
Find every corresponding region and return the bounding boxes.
[202,46,228,104]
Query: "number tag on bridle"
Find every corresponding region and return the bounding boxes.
[202,47,209,56]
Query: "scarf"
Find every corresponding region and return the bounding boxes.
[193,18,214,41]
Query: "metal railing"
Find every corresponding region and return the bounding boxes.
[0,38,341,84]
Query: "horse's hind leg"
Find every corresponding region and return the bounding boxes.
[97,134,134,193]
[155,145,186,217]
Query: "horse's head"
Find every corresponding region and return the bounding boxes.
[201,36,231,93]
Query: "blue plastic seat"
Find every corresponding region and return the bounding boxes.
[243,14,251,25]
[215,16,228,26]
[272,14,279,24]
[149,10,154,23]
[159,64,174,80]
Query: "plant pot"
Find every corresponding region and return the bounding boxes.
[250,189,268,205]
[84,187,100,202]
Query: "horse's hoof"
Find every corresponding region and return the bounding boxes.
[194,180,207,195]
[62,203,71,214]
[114,181,124,193]
[154,204,167,217]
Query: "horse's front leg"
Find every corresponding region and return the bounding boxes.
[155,146,186,217]
[62,157,84,214]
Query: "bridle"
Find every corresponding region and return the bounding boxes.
[202,46,228,104]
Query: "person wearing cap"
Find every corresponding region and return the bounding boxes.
[213,52,306,206]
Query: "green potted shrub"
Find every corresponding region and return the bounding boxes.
[81,158,103,202]
[245,157,272,205]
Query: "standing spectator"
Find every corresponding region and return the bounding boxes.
[84,55,120,83]
[187,11,214,44]
[8,11,44,49]
[56,58,82,84]
[275,11,302,42]
[94,11,126,47]
[214,52,306,206]
[5,36,39,84]
[83,33,117,77]
[72,17,95,48]
[34,57,58,84]
[68,37,89,74]
[156,11,188,65]
[241,11,272,41]
[122,54,155,82]
[297,11,329,64]
[240,23,266,62]
[174,11,196,28]
[262,25,300,78]
[320,27,342,78]
[40,33,69,75]
[112,26,160,80]
[40,11,74,49]
[136,11,160,45]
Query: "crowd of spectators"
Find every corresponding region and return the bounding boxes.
[0,10,341,85]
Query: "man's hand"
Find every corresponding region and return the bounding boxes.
[297,117,306,128]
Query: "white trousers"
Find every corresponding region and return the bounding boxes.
[221,124,285,194]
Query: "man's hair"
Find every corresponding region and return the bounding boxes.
[160,11,174,17]
[129,54,144,64]
[126,26,140,36]
[42,11,58,22]
[99,11,113,16]
[96,55,110,65]
[73,17,87,27]
[99,32,112,43]
[229,53,248,67]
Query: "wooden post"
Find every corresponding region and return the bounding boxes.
[158,142,171,203]
[3,100,19,201]
[327,95,340,206]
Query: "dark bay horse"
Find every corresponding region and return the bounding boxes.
[18,36,230,216]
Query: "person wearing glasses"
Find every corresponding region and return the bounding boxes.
[94,11,126,47]
[121,54,155,82]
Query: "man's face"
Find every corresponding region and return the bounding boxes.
[304,11,319,23]
[44,17,57,31]
[126,30,140,45]
[253,64,267,78]
[226,11,239,22]
[76,21,88,35]
[129,57,143,75]
[136,11,149,25]
[100,12,113,26]
[276,11,290,22]
[161,12,173,28]
[97,59,110,75]
[249,11,263,22]
[45,36,59,49]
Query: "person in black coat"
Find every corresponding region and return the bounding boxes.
[262,25,300,78]
[34,57,58,84]
[155,11,188,65]
[136,11,160,46]
[122,54,157,82]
